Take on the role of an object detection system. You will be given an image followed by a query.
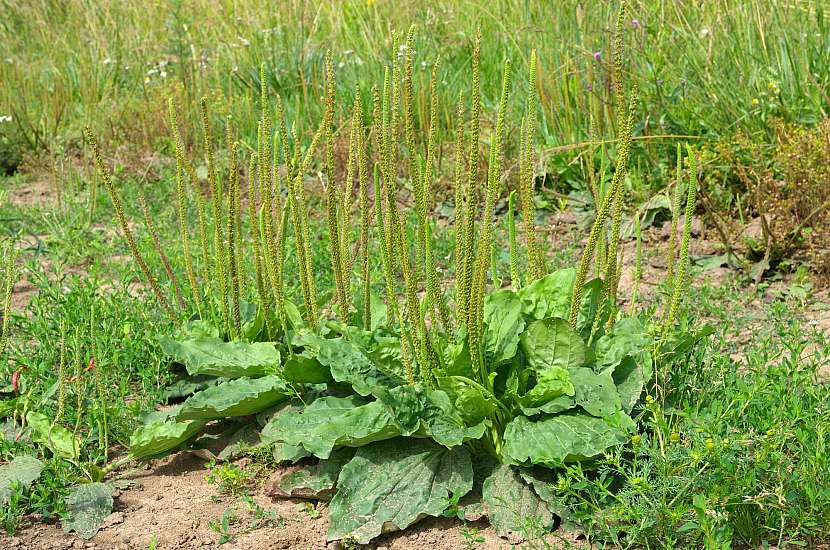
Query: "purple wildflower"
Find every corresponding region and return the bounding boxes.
[631,19,640,29]
[593,51,601,62]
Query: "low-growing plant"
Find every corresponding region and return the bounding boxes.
[0,238,18,359]
[86,10,709,545]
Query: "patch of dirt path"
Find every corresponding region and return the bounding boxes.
[5,178,57,209]
[1,452,585,550]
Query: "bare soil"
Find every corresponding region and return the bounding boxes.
[0,452,584,550]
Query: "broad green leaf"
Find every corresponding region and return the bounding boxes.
[129,418,206,460]
[437,376,497,425]
[317,337,405,397]
[520,318,589,372]
[177,375,289,421]
[569,367,621,417]
[240,300,263,341]
[282,299,305,330]
[328,438,473,543]
[518,269,602,338]
[175,319,220,339]
[442,326,474,378]
[595,317,653,379]
[161,376,220,401]
[0,456,43,505]
[518,268,575,321]
[594,318,655,412]
[282,352,332,384]
[576,278,605,339]
[377,384,487,447]
[62,482,113,539]
[482,464,554,542]
[338,326,408,382]
[519,367,621,418]
[608,357,644,413]
[259,403,312,463]
[268,448,354,500]
[353,291,388,332]
[138,405,182,426]
[483,290,525,368]
[273,442,310,463]
[502,413,631,466]
[26,412,80,460]
[517,366,574,409]
[159,337,280,378]
[261,396,399,459]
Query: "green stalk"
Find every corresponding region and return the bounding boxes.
[403,27,426,283]
[468,60,512,374]
[457,30,482,323]
[423,63,452,338]
[324,52,348,318]
[629,212,643,312]
[569,93,638,329]
[248,151,274,339]
[667,143,683,281]
[137,193,186,311]
[0,240,17,358]
[341,95,361,292]
[200,98,230,333]
[168,99,202,317]
[508,190,521,290]
[356,93,371,331]
[664,146,699,331]
[226,139,242,338]
[452,94,467,303]
[519,49,544,281]
[83,128,175,321]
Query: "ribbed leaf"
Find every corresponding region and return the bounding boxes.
[177,375,289,421]
[437,376,497,426]
[483,289,525,367]
[129,418,206,460]
[377,384,487,447]
[159,336,280,378]
[482,464,554,543]
[267,448,354,500]
[519,367,620,417]
[26,412,80,460]
[520,318,589,372]
[261,396,399,459]
[317,337,405,397]
[518,268,575,321]
[62,482,113,539]
[0,456,43,505]
[502,412,632,466]
[328,438,473,543]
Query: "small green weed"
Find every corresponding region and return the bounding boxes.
[205,461,255,497]
[460,525,485,549]
[209,496,282,545]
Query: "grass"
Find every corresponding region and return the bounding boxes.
[1,1,830,547]
[2,167,830,547]
[2,1,828,193]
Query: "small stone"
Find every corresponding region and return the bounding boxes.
[552,210,577,225]
[105,511,125,526]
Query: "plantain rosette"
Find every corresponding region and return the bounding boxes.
[128,269,709,544]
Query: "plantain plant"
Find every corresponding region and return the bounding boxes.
[87,9,710,544]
